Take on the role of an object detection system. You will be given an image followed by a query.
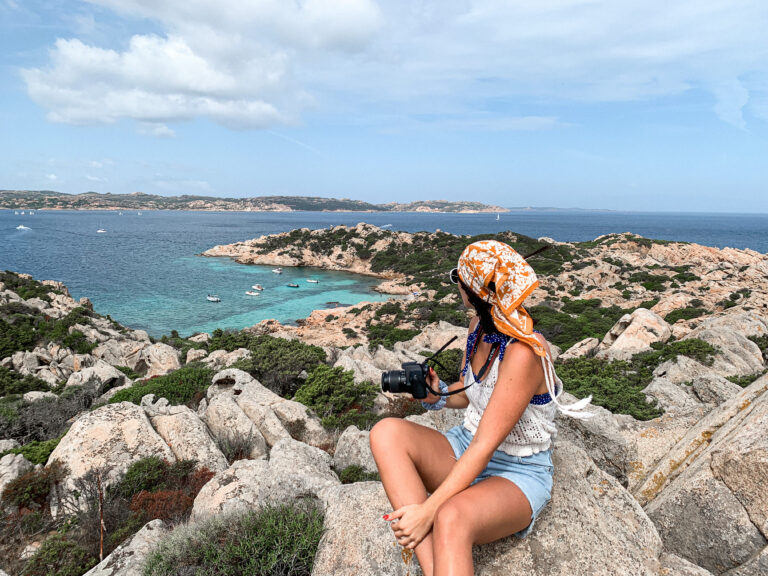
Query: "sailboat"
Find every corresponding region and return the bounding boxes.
[496,213,500,221]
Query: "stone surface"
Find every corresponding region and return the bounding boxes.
[683,329,764,378]
[47,402,176,492]
[202,348,250,371]
[642,377,702,414]
[313,482,422,576]
[722,546,768,576]
[143,396,229,474]
[65,360,127,396]
[199,394,268,460]
[333,426,377,474]
[82,519,169,576]
[83,520,170,576]
[596,308,672,361]
[191,438,339,520]
[0,453,34,498]
[560,337,599,361]
[659,553,715,576]
[185,348,208,363]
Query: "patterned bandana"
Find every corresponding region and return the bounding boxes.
[457,240,546,357]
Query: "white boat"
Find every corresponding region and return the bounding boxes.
[206,294,221,302]
[14,211,18,215]
[245,290,260,296]
[29,211,34,215]
[286,283,299,288]
[306,279,319,283]
[496,213,500,221]
[20,211,25,215]
[272,268,283,274]
[251,284,264,291]
[16,225,31,230]
[97,229,107,233]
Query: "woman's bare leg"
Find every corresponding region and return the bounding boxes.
[431,477,533,576]
[369,418,457,576]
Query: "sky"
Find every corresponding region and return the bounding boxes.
[1,0,767,212]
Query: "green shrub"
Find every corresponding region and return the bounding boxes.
[0,387,93,444]
[115,365,143,380]
[664,307,706,324]
[528,302,626,351]
[109,363,213,407]
[0,271,59,303]
[628,271,668,292]
[1,461,67,511]
[212,333,326,398]
[143,500,324,576]
[1,435,63,465]
[366,323,419,350]
[337,465,380,484]
[20,533,97,576]
[424,347,464,385]
[293,365,378,430]
[0,366,50,397]
[557,338,718,420]
[726,371,767,388]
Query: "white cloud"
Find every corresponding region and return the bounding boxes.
[85,173,107,181]
[21,0,768,130]
[46,173,57,181]
[137,122,175,138]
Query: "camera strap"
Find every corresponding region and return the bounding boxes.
[426,338,500,397]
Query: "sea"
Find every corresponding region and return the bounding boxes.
[2,209,767,338]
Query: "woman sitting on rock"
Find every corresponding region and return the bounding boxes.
[370,240,592,576]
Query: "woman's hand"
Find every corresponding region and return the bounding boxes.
[420,366,442,404]
[384,503,436,549]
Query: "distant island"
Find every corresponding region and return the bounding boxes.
[0,190,506,213]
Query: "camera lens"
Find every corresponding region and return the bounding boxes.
[381,370,407,393]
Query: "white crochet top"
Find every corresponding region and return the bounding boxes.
[462,352,561,457]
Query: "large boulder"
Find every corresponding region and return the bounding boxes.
[596,308,672,361]
[555,393,637,486]
[0,453,34,500]
[82,519,169,576]
[682,329,764,378]
[559,337,599,361]
[47,402,176,496]
[142,395,229,473]
[642,377,704,414]
[65,360,128,396]
[333,426,377,474]
[198,394,268,460]
[191,438,339,520]
[641,376,768,574]
[315,442,663,576]
[140,343,182,377]
[201,348,250,371]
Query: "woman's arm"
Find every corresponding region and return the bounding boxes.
[421,318,478,409]
[388,342,544,548]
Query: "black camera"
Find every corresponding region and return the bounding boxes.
[381,362,430,399]
[380,336,458,400]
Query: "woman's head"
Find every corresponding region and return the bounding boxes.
[452,240,547,356]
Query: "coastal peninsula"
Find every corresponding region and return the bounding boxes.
[0,190,505,213]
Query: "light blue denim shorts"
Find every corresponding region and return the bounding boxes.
[443,425,553,537]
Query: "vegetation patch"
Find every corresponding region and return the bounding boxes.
[142,500,325,576]
[336,464,380,484]
[0,366,51,398]
[528,299,627,351]
[664,307,706,324]
[423,347,464,385]
[0,271,60,303]
[0,305,97,359]
[293,365,378,430]
[0,435,63,465]
[0,386,93,444]
[557,339,718,420]
[109,363,213,407]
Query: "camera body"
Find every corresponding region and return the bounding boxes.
[381,362,430,399]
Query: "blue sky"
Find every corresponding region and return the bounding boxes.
[1,0,767,212]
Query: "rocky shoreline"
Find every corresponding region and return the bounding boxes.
[2,224,768,575]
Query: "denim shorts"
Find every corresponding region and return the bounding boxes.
[443,425,553,538]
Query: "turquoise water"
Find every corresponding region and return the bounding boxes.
[2,209,767,337]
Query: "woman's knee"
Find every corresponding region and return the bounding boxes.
[433,499,472,543]
[369,417,404,455]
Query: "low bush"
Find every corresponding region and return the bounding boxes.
[0,366,50,397]
[557,338,719,420]
[366,323,419,350]
[528,302,627,351]
[0,271,60,302]
[20,533,97,576]
[1,461,67,511]
[214,431,258,464]
[664,307,706,324]
[212,333,326,398]
[0,387,93,444]
[109,363,213,407]
[424,347,464,385]
[627,271,668,292]
[293,365,378,430]
[336,464,380,484]
[1,435,63,465]
[726,370,767,388]
[142,499,325,576]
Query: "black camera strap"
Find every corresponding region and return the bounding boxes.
[425,336,500,397]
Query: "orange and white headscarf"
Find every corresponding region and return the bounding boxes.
[457,240,545,357]
[457,240,593,419]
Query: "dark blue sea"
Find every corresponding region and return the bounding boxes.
[2,209,766,337]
